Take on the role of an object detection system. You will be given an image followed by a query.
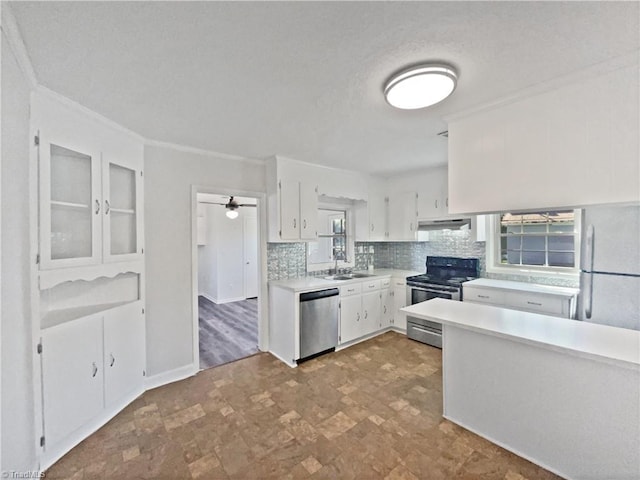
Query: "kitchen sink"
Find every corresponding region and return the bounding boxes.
[323,273,376,281]
[323,275,353,281]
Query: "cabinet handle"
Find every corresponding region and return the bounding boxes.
[446,198,449,208]
[105,199,111,215]
[95,199,101,214]
[91,362,98,378]
[109,353,116,367]
[364,310,368,319]
[371,224,374,232]
[435,200,438,208]
[303,219,307,229]
[478,295,490,299]
[410,223,414,231]
[527,301,543,306]
[356,312,360,321]
[384,305,387,314]
[293,219,296,229]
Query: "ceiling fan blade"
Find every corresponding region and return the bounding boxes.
[198,201,227,206]
[237,204,257,207]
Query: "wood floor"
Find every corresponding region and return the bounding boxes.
[45,332,560,480]
[198,296,259,369]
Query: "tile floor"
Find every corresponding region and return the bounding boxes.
[45,332,561,479]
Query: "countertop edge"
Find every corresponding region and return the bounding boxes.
[402,299,640,370]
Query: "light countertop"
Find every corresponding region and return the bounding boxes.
[269,268,421,292]
[464,278,579,297]
[402,298,640,369]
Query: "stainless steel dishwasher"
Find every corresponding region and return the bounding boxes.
[299,288,340,361]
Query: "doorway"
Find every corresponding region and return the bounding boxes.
[196,193,260,369]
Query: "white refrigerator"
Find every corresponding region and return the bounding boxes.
[577,205,640,330]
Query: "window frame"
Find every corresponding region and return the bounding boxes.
[305,202,355,272]
[486,209,581,279]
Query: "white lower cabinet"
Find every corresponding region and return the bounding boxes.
[104,302,146,406]
[392,279,409,330]
[339,279,384,344]
[380,278,393,328]
[42,314,104,448]
[340,293,364,344]
[361,290,381,336]
[463,279,578,318]
[41,301,145,455]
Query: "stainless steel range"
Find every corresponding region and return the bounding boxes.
[406,256,479,348]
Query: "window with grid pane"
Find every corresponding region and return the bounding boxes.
[499,211,576,268]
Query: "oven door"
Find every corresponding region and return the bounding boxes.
[407,286,459,305]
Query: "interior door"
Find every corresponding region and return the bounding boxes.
[244,213,259,299]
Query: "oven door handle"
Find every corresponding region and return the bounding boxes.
[410,325,441,335]
[410,286,455,295]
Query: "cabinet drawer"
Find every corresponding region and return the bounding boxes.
[340,283,362,296]
[463,287,505,305]
[507,292,566,316]
[363,279,382,292]
[381,278,391,288]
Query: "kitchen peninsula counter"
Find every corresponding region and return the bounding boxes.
[402,298,640,480]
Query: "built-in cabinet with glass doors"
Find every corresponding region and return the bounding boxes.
[33,92,146,471]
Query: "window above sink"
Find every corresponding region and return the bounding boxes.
[306,199,355,272]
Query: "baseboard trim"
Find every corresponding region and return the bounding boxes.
[268,350,297,368]
[145,363,198,391]
[40,387,144,471]
[442,414,569,480]
[216,296,246,304]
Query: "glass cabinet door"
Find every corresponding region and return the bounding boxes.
[40,140,102,268]
[103,160,142,261]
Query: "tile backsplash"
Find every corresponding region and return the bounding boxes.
[356,229,486,274]
[268,228,578,288]
[267,243,306,280]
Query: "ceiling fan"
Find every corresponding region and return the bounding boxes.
[200,196,256,219]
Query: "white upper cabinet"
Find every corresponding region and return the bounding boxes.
[448,64,640,214]
[299,181,319,240]
[39,137,103,268]
[416,168,449,219]
[102,156,144,262]
[267,156,319,241]
[34,92,144,271]
[355,192,388,241]
[387,192,418,241]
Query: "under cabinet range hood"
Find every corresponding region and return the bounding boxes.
[417,218,471,231]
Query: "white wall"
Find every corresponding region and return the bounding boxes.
[144,145,265,377]
[1,25,36,472]
[199,204,257,303]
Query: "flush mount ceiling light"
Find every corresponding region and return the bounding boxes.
[384,64,458,110]
[225,209,239,219]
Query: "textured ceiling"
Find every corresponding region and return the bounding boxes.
[10,1,640,176]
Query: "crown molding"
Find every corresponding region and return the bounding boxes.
[144,138,266,167]
[1,2,38,90]
[444,50,640,123]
